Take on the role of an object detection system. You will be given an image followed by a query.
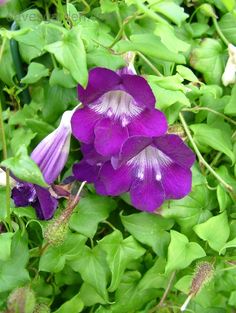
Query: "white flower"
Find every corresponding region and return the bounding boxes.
[222,44,236,86]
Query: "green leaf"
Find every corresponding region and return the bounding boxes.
[1,145,48,187]
[194,211,230,252]
[165,230,206,273]
[219,13,236,44]
[190,38,225,84]
[229,291,236,307]
[115,34,186,64]
[224,84,236,116]
[149,0,189,26]
[0,231,29,292]
[39,233,86,273]
[21,62,49,84]
[100,0,118,13]
[53,293,84,313]
[87,48,125,71]
[69,195,116,238]
[176,65,199,82]
[80,283,107,306]
[10,128,36,155]
[217,185,230,212]
[0,39,16,86]
[190,123,235,163]
[220,0,235,11]
[69,246,109,302]
[45,27,87,86]
[219,237,236,254]
[0,233,14,261]
[154,24,190,53]
[49,68,77,88]
[98,230,145,292]
[42,84,76,123]
[121,212,174,256]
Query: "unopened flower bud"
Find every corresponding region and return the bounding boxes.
[33,304,50,313]
[7,287,36,313]
[222,44,236,86]
[190,261,214,295]
[181,262,214,311]
[199,4,217,18]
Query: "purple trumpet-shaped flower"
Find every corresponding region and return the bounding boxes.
[71,67,167,157]
[11,109,75,220]
[73,135,195,212]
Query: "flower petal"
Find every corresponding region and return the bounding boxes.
[71,107,101,144]
[153,134,195,168]
[78,67,121,105]
[31,129,70,184]
[94,118,129,157]
[73,160,100,183]
[34,185,58,220]
[81,144,109,165]
[98,162,132,196]
[128,109,168,137]
[112,136,152,169]
[122,74,156,109]
[130,174,165,212]
[11,183,36,207]
[161,163,192,199]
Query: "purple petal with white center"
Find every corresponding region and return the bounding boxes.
[122,74,156,109]
[128,109,168,137]
[34,185,58,220]
[130,172,165,212]
[89,89,145,127]
[71,107,101,144]
[112,136,152,169]
[11,182,36,207]
[78,67,121,105]
[161,163,192,199]
[94,118,129,157]
[31,110,74,184]
[98,162,132,196]
[153,134,195,168]
[73,160,100,183]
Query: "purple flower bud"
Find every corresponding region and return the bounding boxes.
[71,67,168,157]
[31,109,74,184]
[11,109,75,220]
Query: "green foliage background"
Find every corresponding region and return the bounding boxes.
[0,0,236,312]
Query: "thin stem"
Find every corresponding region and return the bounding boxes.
[135,0,168,24]
[212,17,229,46]
[149,271,176,313]
[137,52,163,76]
[179,112,233,193]
[183,107,236,126]
[0,101,12,232]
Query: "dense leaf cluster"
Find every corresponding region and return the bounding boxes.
[0,0,236,312]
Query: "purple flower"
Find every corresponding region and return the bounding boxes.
[73,135,195,212]
[12,182,58,220]
[11,109,75,220]
[71,67,167,157]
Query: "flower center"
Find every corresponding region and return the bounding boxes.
[127,145,172,181]
[90,90,143,127]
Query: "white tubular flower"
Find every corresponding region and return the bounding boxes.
[222,44,236,86]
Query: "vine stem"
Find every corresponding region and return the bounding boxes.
[137,52,163,77]
[212,17,229,46]
[179,112,233,193]
[0,38,13,232]
[148,271,176,313]
[182,106,236,127]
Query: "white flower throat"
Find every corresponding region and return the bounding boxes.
[90,90,144,127]
[127,146,172,181]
